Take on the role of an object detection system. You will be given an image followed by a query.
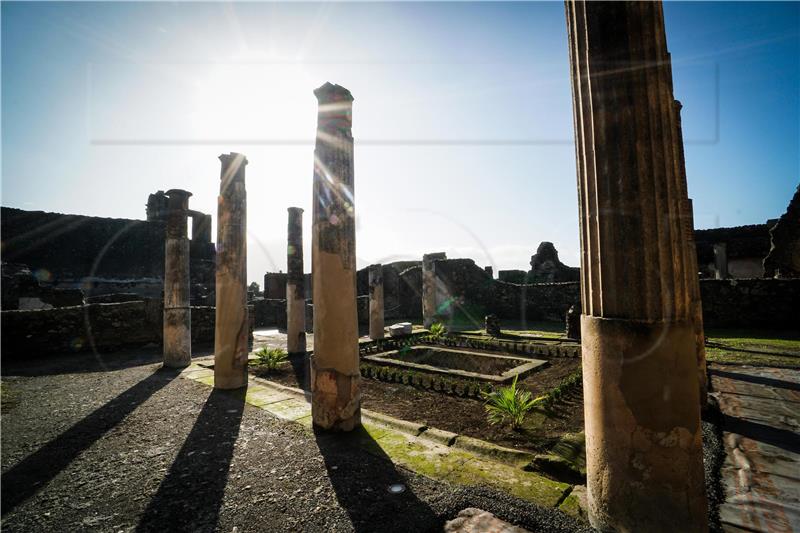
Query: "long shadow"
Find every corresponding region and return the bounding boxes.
[1,367,180,515]
[314,424,440,532]
[288,352,311,398]
[136,387,246,532]
[722,414,800,454]
[705,341,800,359]
[708,368,800,391]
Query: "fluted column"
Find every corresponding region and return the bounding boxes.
[368,264,384,340]
[310,82,360,431]
[214,152,249,390]
[163,189,192,368]
[674,101,708,406]
[287,207,307,355]
[566,2,707,531]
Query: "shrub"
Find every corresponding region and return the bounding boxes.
[255,347,287,372]
[481,375,541,429]
[429,322,446,339]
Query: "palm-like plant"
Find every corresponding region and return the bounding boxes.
[481,375,542,429]
[255,346,287,372]
[429,322,446,339]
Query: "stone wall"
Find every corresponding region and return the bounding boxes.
[1,300,253,358]
[1,207,215,305]
[699,278,799,329]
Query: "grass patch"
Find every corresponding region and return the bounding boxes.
[704,328,800,368]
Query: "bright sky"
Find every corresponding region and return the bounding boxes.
[2,2,798,285]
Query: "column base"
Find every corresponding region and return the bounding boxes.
[581,315,707,533]
[311,363,361,431]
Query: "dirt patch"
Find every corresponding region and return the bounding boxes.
[377,347,526,376]
[255,357,583,454]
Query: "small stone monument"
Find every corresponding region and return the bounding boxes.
[485,314,501,337]
[565,305,580,340]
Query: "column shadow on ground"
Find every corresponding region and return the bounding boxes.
[708,368,800,391]
[313,424,440,533]
[1,367,181,516]
[721,414,800,454]
[288,353,311,399]
[136,386,246,532]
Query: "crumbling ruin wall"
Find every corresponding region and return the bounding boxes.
[699,278,799,328]
[764,184,800,278]
[1,207,215,305]
[1,301,253,358]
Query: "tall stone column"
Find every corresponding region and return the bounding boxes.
[714,243,728,279]
[422,252,446,328]
[287,207,306,355]
[368,264,384,340]
[214,152,249,390]
[163,189,192,368]
[566,2,707,531]
[673,101,708,406]
[310,82,360,431]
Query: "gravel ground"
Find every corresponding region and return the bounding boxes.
[1,350,590,533]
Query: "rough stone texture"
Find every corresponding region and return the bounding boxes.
[1,206,215,303]
[163,189,192,368]
[264,272,288,299]
[445,508,530,533]
[564,305,580,340]
[566,2,707,530]
[286,207,306,355]
[1,263,84,310]
[422,252,448,328]
[498,270,527,284]
[694,223,772,278]
[0,301,240,357]
[528,242,580,283]
[699,278,800,328]
[369,264,385,339]
[214,153,249,390]
[710,364,800,532]
[485,314,501,337]
[764,184,800,278]
[310,82,361,431]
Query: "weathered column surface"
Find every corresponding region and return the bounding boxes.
[214,152,249,390]
[422,252,447,328]
[368,264,384,339]
[163,189,192,368]
[566,2,707,531]
[287,207,307,355]
[311,82,360,431]
[714,243,728,279]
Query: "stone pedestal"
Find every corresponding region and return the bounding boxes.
[214,152,249,390]
[422,252,447,328]
[287,207,306,355]
[714,243,728,279]
[163,189,192,368]
[484,314,500,337]
[310,82,360,431]
[368,264,384,340]
[566,2,707,530]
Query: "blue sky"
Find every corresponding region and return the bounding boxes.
[2,1,798,284]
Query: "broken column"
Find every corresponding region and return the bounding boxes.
[214,152,249,390]
[163,189,192,368]
[310,82,360,431]
[286,207,306,355]
[368,264,384,340]
[422,252,446,328]
[713,242,728,279]
[566,2,707,531]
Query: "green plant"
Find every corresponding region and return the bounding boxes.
[429,322,446,339]
[255,346,287,372]
[481,375,541,429]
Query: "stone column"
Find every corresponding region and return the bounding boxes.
[163,189,192,368]
[287,207,306,355]
[566,2,707,531]
[422,252,446,328]
[214,152,249,390]
[673,101,708,406]
[310,82,360,431]
[714,243,728,279]
[368,264,384,339]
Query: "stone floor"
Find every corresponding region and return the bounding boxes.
[709,364,800,532]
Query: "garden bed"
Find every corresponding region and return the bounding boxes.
[252,357,583,454]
